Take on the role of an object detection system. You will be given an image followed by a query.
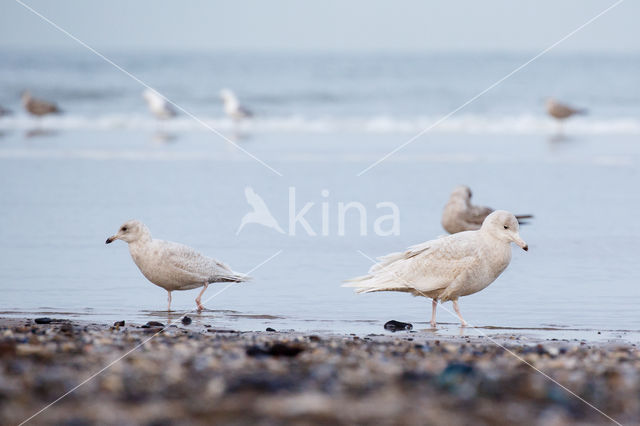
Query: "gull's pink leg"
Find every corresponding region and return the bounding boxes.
[195,283,208,311]
[452,299,468,327]
[167,291,172,311]
[430,299,438,328]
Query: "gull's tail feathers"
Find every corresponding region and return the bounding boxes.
[515,214,534,225]
[225,272,252,283]
[214,268,252,283]
[343,272,398,293]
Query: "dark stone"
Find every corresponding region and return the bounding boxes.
[226,373,298,393]
[141,321,164,328]
[113,320,125,327]
[384,320,413,332]
[246,343,305,358]
[34,317,52,324]
[265,327,276,332]
[59,323,73,333]
[181,316,192,325]
[402,370,433,382]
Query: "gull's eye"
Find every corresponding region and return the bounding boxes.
[121,226,128,232]
[503,225,509,230]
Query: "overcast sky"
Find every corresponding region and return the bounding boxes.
[1,0,637,52]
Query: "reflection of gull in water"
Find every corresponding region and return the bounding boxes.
[345,210,528,327]
[106,220,249,311]
[442,186,533,234]
[21,91,61,116]
[143,89,177,120]
[220,89,253,122]
[151,131,177,144]
[25,129,57,138]
[237,187,284,235]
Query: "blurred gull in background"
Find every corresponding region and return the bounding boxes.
[546,97,587,133]
[143,88,177,120]
[220,88,253,122]
[442,186,533,234]
[21,91,61,116]
[0,105,12,117]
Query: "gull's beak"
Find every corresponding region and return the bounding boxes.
[105,235,117,244]
[513,235,528,251]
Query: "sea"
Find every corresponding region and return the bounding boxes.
[0,49,639,341]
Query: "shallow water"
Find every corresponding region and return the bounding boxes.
[0,128,639,341]
[1,51,639,341]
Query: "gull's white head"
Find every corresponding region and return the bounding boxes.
[220,88,238,104]
[450,185,473,202]
[481,210,528,251]
[106,220,151,244]
[142,89,164,105]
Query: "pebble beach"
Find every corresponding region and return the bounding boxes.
[1,317,638,425]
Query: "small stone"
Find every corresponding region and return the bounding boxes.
[141,321,164,328]
[266,327,276,332]
[181,316,192,325]
[384,320,413,332]
[113,320,125,327]
[34,317,52,324]
[59,323,73,333]
[246,343,305,358]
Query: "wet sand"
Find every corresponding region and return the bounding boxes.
[1,317,638,425]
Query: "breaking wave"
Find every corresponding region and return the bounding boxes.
[1,113,639,135]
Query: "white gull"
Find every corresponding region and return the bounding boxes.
[345,210,528,327]
[220,88,253,122]
[106,220,248,311]
[142,89,177,120]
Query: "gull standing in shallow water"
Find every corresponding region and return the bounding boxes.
[21,91,61,116]
[546,97,586,133]
[106,220,249,311]
[142,89,177,120]
[345,211,528,327]
[220,88,253,122]
[442,185,533,234]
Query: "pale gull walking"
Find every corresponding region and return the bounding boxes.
[142,89,177,120]
[345,210,528,327]
[106,220,249,311]
[442,186,532,234]
[220,88,253,122]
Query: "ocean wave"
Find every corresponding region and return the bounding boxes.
[0,114,639,134]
